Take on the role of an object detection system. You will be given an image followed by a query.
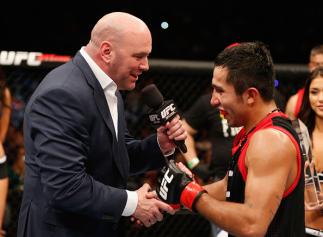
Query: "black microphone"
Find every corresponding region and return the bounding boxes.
[141,84,187,153]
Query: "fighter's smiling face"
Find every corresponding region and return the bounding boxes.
[211,66,246,127]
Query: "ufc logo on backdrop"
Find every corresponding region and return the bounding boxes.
[0,50,71,67]
[160,103,176,119]
[0,51,42,66]
[159,169,174,200]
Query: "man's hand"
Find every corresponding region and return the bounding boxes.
[0,228,6,237]
[191,162,213,183]
[156,160,206,211]
[157,115,187,154]
[133,183,175,227]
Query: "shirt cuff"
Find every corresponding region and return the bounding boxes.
[0,155,7,164]
[121,190,138,216]
[157,137,175,157]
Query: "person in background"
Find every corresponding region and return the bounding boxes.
[17,12,186,237]
[299,67,323,172]
[285,44,323,119]
[181,92,240,183]
[0,143,8,237]
[0,68,11,144]
[157,41,304,236]
[0,66,12,237]
[180,92,239,237]
[298,67,323,234]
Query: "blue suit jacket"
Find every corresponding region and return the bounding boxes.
[17,52,165,237]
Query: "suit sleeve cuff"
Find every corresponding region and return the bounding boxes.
[157,137,175,157]
[121,190,138,216]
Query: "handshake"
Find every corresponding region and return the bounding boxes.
[156,160,207,212]
[133,161,206,228]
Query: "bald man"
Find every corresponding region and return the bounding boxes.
[17,12,186,237]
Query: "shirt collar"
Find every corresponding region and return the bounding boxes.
[80,47,117,95]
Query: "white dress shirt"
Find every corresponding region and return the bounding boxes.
[80,48,138,216]
[80,47,118,138]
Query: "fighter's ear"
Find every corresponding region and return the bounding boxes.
[244,87,259,105]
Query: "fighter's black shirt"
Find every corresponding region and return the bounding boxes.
[227,112,305,237]
[184,93,239,179]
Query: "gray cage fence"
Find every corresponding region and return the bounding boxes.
[2,59,308,237]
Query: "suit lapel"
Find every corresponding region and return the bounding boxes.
[116,92,130,178]
[93,90,117,140]
[73,52,117,139]
[73,52,128,179]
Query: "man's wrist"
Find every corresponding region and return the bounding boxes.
[163,148,175,157]
[156,136,175,156]
[180,181,207,212]
[187,157,200,169]
[121,190,138,216]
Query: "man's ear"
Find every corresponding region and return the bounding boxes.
[244,87,259,105]
[101,41,112,62]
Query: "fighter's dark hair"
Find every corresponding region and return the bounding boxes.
[214,41,275,101]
